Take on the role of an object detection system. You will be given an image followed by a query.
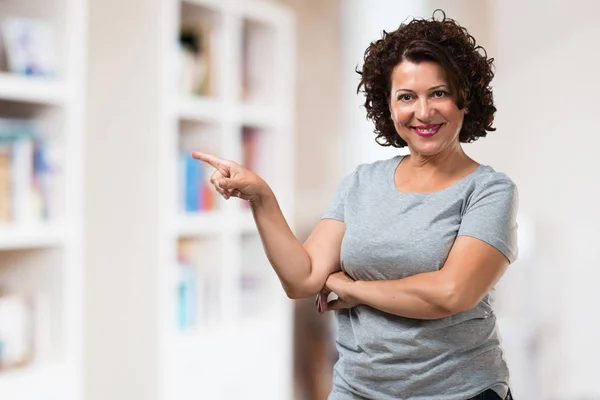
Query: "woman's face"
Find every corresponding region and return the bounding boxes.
[388,60,466,157]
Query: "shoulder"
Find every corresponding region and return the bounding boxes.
[473,165,517,190]
[352,155,401,181]
[466,164,518,205]
[334,156,399,195]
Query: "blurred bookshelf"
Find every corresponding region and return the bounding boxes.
[158,0,296,399]
[0,0,86,399]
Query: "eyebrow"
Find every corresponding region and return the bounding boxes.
[395,85,449,93]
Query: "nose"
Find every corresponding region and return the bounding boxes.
[415,97,435,122]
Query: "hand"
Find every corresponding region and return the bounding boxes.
[315,271,358,314]
[191,151,270,204]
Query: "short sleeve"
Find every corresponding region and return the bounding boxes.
[458,176,519,263]
[321,169,356,222]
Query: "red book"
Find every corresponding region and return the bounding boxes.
[203,183,214,210]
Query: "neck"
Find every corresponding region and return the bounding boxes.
[405,144,471,175]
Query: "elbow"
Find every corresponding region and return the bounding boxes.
[443,299,469,315]
[443,291,478,315]
[440,282,478,315]
[281,283,299,299]
[282,283,317,300]
[284,288,304,300]
[284,290,314,300]
[281,263,321,300]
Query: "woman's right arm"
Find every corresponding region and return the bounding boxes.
[192,151,344,299]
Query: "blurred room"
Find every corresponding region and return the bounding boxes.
[0,0,598,399]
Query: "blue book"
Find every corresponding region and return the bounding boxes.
[184,153,198,212]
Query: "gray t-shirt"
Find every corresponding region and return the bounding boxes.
[322,155,518,400]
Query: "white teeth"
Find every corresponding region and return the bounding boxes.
[415,125,440,133]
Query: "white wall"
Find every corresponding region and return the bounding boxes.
[487,2,600,398]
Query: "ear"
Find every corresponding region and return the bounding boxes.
[462,100,470,115]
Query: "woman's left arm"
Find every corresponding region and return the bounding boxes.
[324,235,510,319]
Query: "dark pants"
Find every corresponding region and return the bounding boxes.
[468,388,513,400]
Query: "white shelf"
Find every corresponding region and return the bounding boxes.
[178,98,285,128]
[236,103,285,128]
[174,209,258,236]
[0,362,66,400]
[170,312,285,357]
[0,223,67,250]
[0,73,67,106]
[174,211,224,236]
[172,324,230,351]
[178,96,224,123]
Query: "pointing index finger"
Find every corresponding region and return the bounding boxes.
[191,151,224,168]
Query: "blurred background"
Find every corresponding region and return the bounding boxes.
[0,0,598,399]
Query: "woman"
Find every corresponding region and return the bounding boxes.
[193,10,517,400]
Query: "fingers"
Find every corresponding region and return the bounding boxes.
[210,171,231,200]
[210,174,245,201]
[191,151,225,169]
[325,298,352,312]
[191,151,241,177]
[320,292,328,313]
[192,152,257,203]
[316,289,326,314]
[315,288,331,314]
[215,178,238,199]
[316,293,322,314]
[315,290,355,313]
[216,178,237,190]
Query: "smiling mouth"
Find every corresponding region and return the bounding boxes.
[411,124,443,137]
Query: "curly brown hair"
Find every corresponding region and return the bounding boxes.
[357,10,496,148]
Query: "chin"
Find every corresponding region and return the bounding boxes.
[409,142,445,156]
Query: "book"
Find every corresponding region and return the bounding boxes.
[0,118,54,223]
[180,150,215,213]
[0,292,35,370]
[184,152,199,212]
[0,17,56,77]
[0,145,11,222]
[179,18,212,96]
[176,238,220,329]
[241,22,274,103]
[11,138,34,223]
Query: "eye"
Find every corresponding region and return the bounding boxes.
[432,90,448,99]
[396,93,413,102]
